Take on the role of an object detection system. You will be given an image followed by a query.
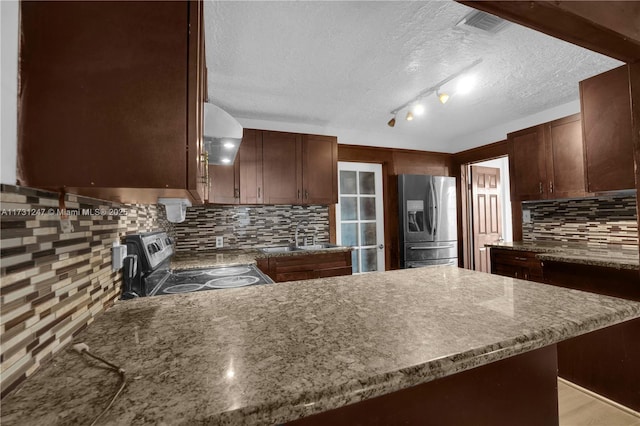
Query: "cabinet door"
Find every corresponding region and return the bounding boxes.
[208,162,239,204]
[239,129,264,204]
[547,114,587,198]
[580,65,634,192]
[19,2,204,203]
[509,125,547,200]
[262,131,302,204]
[302,135,338,204]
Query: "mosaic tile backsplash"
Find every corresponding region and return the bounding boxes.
[0,184,166,398]
[522,194,638,247]
[173,204,330,253]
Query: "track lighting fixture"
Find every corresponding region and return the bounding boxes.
[437,91,450,104]
[387,58,482,127]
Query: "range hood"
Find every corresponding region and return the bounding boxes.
[203,103,243,165]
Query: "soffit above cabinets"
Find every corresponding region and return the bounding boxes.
[204,0,621,153]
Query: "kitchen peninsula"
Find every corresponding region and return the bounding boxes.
[2,267,639,425]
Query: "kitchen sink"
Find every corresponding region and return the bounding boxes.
[260,246,302,254]
[299,244,340,250]
[260,244,341,253]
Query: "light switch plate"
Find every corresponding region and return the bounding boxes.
[216,236,224,248]
[522,209,531,224]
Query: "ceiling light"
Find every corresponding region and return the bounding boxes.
[456,75,476,95]
[386,58,482,127]
[412,104,425,116]
[223,141,235,149]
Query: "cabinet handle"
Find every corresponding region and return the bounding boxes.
[297,189,301,199]
[258,187,261,198]
[514,257,528,261]
[539,182,543,194]
[549,181,553,193]
[234,188,239,199]
[200,152,209,184]
[305,190,309,199]
[515,271,519,278]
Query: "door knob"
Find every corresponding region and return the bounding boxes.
[378,244,384,249]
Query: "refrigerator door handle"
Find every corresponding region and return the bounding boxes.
[430,178,437,238]
[410,245,455,250]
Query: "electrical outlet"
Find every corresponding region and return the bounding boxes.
[522,209,531,224]
[216,236,224,248]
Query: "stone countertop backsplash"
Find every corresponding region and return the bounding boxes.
[485,241,639,270]
[2,267,639,425]
[170,246,353,270]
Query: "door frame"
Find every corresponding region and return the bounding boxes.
[459,154,512,271]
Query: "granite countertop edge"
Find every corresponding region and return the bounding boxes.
[485,242,639,270]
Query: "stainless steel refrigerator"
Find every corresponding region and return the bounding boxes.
[398,174,457,268]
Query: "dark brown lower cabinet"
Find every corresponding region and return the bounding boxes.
[489,248,544,282]
[288,345,559,426]
[257,251,352,283]
[490,251,640,411]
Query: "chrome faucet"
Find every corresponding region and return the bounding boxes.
[294,219,310,247]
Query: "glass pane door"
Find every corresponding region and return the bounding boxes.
[336,162,385,273]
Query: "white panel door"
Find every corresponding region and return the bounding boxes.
[336,162,385,273]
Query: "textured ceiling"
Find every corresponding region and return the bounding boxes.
[204,1,621,153]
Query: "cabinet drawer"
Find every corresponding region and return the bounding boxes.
[491,249,536,266]
[262,251,352,283]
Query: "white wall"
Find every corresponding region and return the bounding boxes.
[1,1,19,185]
[239,100,581,153]
[473,157,513,243]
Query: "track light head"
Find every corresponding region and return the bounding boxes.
[387,117,396,127]
[406,111,414,121]
[437,90,450,104]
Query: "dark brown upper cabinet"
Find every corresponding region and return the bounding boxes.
[262,131,304,204]
[580,65,635,192]
[301,134,339,204]
[209,129,263,205]
[509,113,586,201]
[18,1,207,204]
[211,129,337,206]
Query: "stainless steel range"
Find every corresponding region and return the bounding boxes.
[120,231,272,299]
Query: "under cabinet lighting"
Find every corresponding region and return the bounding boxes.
[221,158,231,164]
[223,142,235,149]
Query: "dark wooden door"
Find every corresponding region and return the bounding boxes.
[239,129,263,204]
[581,65,635,192]
[547,113,587,198]
[302,135,338,204]
[509,125,547,201]
[262,131,302,204]
[471,166,502,273]
[208,162,239,204]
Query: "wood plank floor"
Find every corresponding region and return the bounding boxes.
[559,380,640,426]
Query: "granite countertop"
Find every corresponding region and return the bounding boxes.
[171,245,353,270]
[3,267,640,425]
[486,241,639,270]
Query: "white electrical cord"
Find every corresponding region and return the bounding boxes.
[72,343,126,426]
